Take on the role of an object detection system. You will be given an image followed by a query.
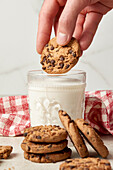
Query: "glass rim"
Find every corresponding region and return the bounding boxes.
[28,69,86,77]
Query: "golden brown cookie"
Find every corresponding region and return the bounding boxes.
[0,146,13,159]
[21,139,68,154]
[58,110,89,158]
[24,125,67,143]
[75,119,109,158]
[40,37,81,74]
[59,157,111,170]
[24,147,72,163]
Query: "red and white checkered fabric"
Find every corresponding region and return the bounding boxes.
[0,90,113,136]
[85,90,113,135]
[0,96,30,136]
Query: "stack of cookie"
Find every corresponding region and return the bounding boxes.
[21,125,72,163]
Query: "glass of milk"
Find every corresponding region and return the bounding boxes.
[28,70,86,126]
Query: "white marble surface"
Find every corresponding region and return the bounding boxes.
[0,135,113,170]
[0,0,113,96]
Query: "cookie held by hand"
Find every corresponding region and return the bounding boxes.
[40,37,81,74]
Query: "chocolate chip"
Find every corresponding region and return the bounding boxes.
[36,135,41,139]
[27,146,30,151]
[48,144,52,148]
[51,59,55,65]
[60,55,65,61]
[70,166,75,169]
[48,65,52,68]
[66,64,70,69]
[47,59,51,64]
[47,48,49,52]
[43,57,46,62]
[65,160,72,163]
[68,49,73,54]
[47,54,51,58]
[40,61,44,65]
[31,155,34,158]
[63,113,68,116]
[45,44,48,47]
[105,163,110,166]
[50,45,54,50]
[87,131,89,135]
[62,112,68,116]
[83,122,89,125]
[72,52,76,57]
[59,63,64,68]
[42,67,46,70]
[24,132,28,137]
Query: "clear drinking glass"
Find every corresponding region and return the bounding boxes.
[28,70,86,126]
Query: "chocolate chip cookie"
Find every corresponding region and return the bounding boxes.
[40,37,81,74]
[0,146,13,159]
[75,119,109,158]
[24,147,72,163]
[21,139,68,154]
[59,110,89,158]
[24,125,67,143]
[59,157,111,170]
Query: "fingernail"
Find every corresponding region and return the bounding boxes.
[57,32,68,45]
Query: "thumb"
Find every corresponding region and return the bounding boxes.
[57,0,90,45]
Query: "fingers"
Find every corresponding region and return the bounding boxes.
[54,7,64,36]
[56,0,88,45]
[73,13,86,40]
[79,12,103,50]
[36,0,59,54]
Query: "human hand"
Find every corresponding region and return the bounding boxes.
[36,0,113,54]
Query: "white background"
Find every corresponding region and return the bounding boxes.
[0,0,113,96]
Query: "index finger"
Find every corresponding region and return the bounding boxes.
[36,0,59,54]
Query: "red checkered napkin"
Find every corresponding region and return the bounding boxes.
[85,90,113,135]
[0,90,113,136]
[0,96,30,136]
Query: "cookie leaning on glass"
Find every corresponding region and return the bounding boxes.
[40,37,81,74]
[58,110,89,158]
[21,125,72,163]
